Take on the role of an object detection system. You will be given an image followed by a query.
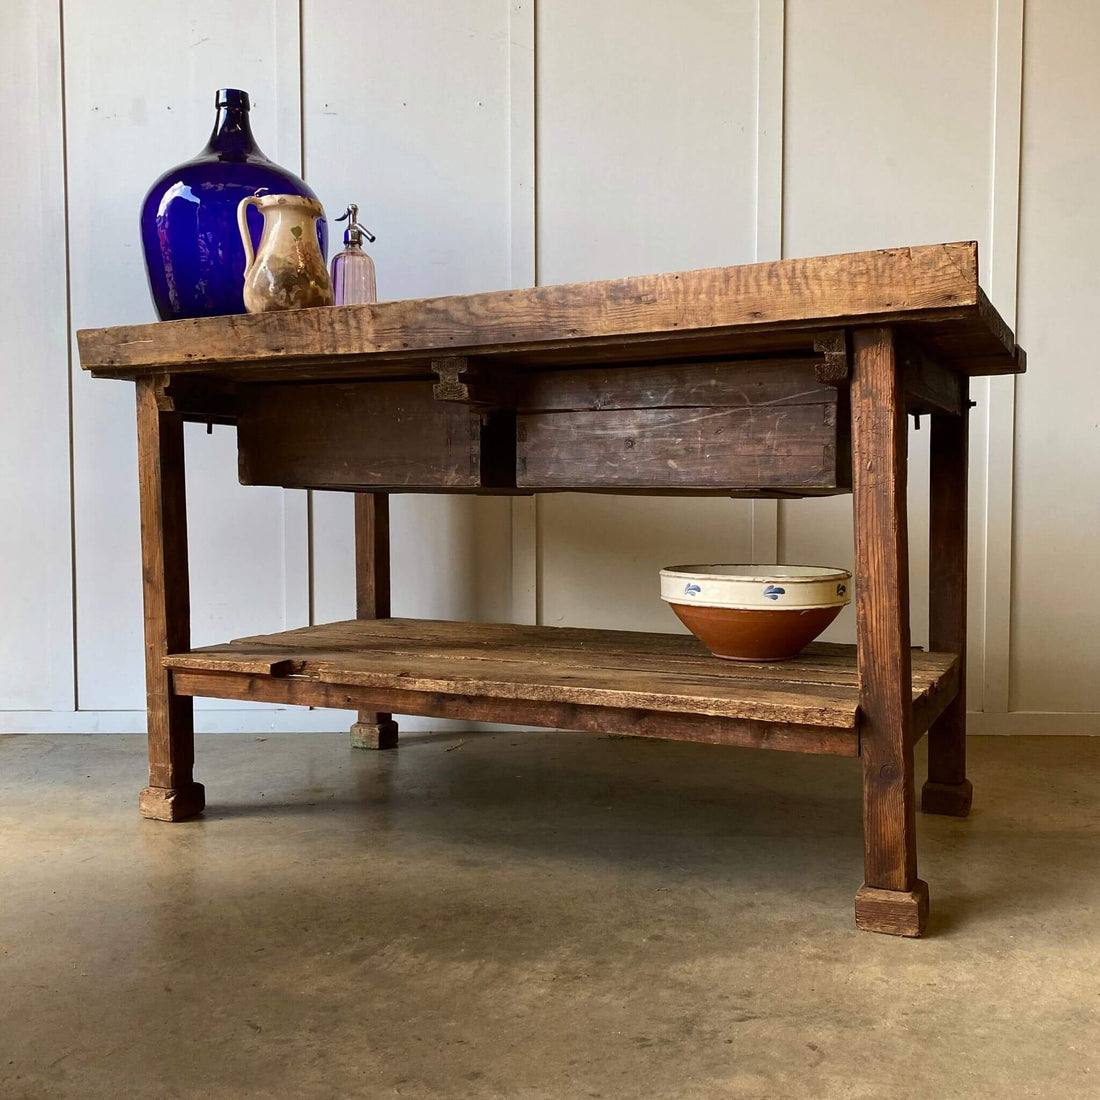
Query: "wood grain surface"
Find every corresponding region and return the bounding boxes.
[517,404,842,491]
[850,328,919,894]
[170,666,857,757]
[350,492,398,749]
[922,387,974,816]
[78,243,1022,380]
[135,377,197,796]
[237,381,516,490]
[162,617,958,738]
[516,358,829,411]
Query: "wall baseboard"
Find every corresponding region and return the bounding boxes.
[3,710,1099,737]
[964,711,1100,736]
[0,710,466,735]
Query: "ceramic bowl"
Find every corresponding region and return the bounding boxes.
[660,564,852,661]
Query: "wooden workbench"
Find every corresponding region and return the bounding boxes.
[78,241,1025,936]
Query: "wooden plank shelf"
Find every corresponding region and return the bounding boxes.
[164,618,960,758]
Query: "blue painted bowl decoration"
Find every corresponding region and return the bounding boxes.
[140,89,328,321]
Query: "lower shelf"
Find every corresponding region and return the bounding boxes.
[165,618,960,757]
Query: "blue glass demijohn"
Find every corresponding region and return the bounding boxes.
[140,88,328,320]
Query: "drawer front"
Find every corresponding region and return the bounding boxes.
[237,381,515,491]
[237,359,849,495]
[516,359,850,493]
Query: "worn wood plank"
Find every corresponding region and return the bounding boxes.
[350,493,397,750]
[854,881,929,937]
[900,339,965,416]
[170,615,938,673]
[161,617,958,735]
[850,327,924,931]
[517,357,848,492]
[237,381,516,490]
[910,655,961,744]
[236,365,851,494]
[187,615,955,685]
[135,377,203,819]
[154,376,239,425]
[921,387,973,816]
[517,404,842,491]
[179,644,954,728]
[812,331,850,385]
[355,494,390,621]
[173,649,859,727]
[169,667,859,757]
[78,243,1020,379]
[518,358,831,411]
[168,644,867,704]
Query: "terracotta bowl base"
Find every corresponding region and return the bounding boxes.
[669,603,843,662]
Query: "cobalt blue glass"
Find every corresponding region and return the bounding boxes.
[140,89,328,321]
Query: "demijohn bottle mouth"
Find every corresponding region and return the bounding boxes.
[215,88,250,111]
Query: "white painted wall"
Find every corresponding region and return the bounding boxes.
[1012,0,1100,714]
[535,0,759,632]
[781,0,995,685]
[62,0,311,728]
[2,0,1096,734]
[2,0,71,714]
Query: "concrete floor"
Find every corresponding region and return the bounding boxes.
[1,732,1098,1100]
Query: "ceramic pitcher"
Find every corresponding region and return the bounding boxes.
[237,193,333,313]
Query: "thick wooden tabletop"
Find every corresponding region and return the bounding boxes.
[78,242,1024,382]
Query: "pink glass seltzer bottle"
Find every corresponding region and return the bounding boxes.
[330,204,377,305]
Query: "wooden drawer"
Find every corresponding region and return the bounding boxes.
[236,359,850,495]
[237,381,515,491]
[515,359,851,494]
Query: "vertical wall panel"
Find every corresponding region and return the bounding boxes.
[65,1,303,711]
[0,0,73,710]
[305,0,514,730]
[508,0,539,627]
[980,0,1024,713]
[1011,0,1100,711]
[749,0,785,566]
[536,0,759,634]
[272,0,313,641]
[782,0,996,668]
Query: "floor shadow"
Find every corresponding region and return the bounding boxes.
[194,732,1100,937]
[192,731,868,906]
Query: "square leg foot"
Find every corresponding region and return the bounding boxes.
[350,719,399,750]
[854,880,929,937]
[139,783,205,822]
[921,778,973,817]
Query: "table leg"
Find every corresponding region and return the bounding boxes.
[850,328,928,936]
[922,384,973,816]
[349,492,398,749]
[135,378,204,821]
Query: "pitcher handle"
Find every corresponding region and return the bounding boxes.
[237,195,263,278]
